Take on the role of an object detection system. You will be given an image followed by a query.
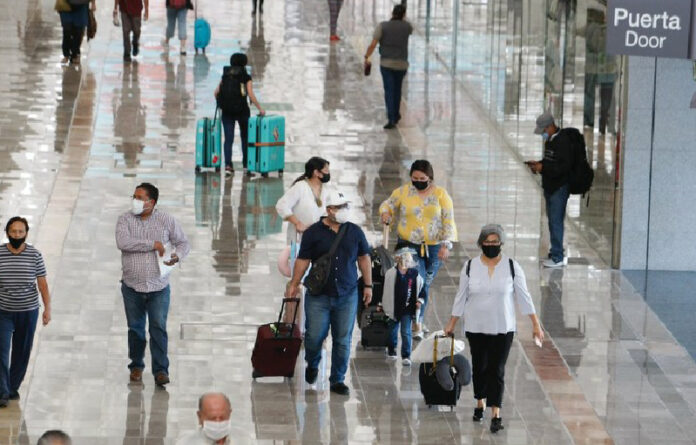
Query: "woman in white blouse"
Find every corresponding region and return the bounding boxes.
[444,224,543,434]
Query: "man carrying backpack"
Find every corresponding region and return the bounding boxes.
[526,112,574,268]
[214,53,265,176]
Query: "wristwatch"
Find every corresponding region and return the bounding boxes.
[363,284,373,288]
[441,241,453,250]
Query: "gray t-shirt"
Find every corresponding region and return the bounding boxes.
[373,19,413,70]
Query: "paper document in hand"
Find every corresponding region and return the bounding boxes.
[158,244,176,278]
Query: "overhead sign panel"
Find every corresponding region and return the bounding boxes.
[607,0,692,58]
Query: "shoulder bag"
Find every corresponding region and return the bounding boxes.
[303,224,348,296]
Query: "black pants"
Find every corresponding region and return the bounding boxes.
[466,332,514,407]
[252,0,264,11]
[62,23,85,59]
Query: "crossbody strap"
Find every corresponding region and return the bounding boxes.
[328,224,348,258]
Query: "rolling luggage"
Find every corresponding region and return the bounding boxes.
[195,109,222,172]
[248,115,285,177]
[245,177,284,238]
[419,334,462,409]
[358,225,394,348]
[193,1,211,53]
[251,298,302,379]
[194,172,221,229]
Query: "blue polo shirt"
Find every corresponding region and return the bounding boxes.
[298,218,371,297]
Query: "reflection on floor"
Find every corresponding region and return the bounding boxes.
[0,0,694,444]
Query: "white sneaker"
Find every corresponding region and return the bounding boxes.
[402,358,412,367]
[421,324,431,334]
[542,258,565,268]
[413,331,424,340]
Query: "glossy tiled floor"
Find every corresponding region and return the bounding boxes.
[0,0,695,444]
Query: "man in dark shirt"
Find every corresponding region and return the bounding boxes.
[285,191,372,396]
[114,0,149,62]
[526,112,572,268]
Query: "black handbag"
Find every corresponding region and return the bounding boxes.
[303,224,347,296]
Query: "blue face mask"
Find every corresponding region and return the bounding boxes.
[542,132,549,142]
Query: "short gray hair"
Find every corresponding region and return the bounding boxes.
[37,430,71,445]
[198,392,232,412]
[477,224,505,246]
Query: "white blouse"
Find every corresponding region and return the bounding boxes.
[451,255,536,335]
[275,180,333,244]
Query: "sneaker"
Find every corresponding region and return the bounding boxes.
[490,417,504,433]
[130,368,143,383]
[402,358,412,367]
[387,348,397,360]
[225,165,234,176]
[9,392,19,401]
[383,122,396,130]
[473,407,484,422]
[71,56,80,65]
[305,367,318,384]
[132,41,139,57]
[245,169,255,177]
[330,382,350,396]
[542,258,565,268]
[60,57,69,64]
[154,372,170,386]
[413,330,424,340]
[0,396,7,408]
[422,324,431,334]
[123,55,132,62]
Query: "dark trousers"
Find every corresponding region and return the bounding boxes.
[61,23,85,59]
[252,0,264,12]
[544,184,570,263]
[0,309,39,397]
[380,66,407,125]
[222,114,249,168]
[466,332,514,407]
[583,73,615,133]
[121,12,142,56]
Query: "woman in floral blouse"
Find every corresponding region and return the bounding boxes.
[379,159,457,338]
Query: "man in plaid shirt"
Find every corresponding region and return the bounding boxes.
[116,183,190,386]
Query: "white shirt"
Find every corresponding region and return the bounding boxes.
[275,180,333,244]
[175,427,252,445]
[451,255,536,335]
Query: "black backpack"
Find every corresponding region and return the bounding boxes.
[563,128,594,195]
[216,67,248,115]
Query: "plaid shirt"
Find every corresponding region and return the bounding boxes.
[116,209,190,292]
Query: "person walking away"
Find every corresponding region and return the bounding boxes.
[379,159,457,339]
[0,217,51,407]
[163,0,192,55]
[525,112,573,268]
[444,224,544,433]
[37,430,72,445]
[58,0,96,65]
[382,248,423,366]
[364,4,412,129]
[115,183,190,386]
[285,191,373,396]
[327,0,343,41]
[251,0,263,15]
[215,53,265,176]
[115,0,149,62]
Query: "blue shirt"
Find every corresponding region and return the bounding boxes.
[298,218,370,297]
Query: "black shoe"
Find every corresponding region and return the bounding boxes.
[387,347,397,360]
[123,54,132,62]
[9,392,19,401]
[251,9,256,15]
[490,417,504,433]
[473,407,484,422]
[0,397,8,408]
[330,382,350,396]
[305,367,318,384]
[383,122,396,129]
[396,113,402,123]
[132,41,139,57]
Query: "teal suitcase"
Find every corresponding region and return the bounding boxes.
[194,172,221,231]
[248,115,285,177]
[245,177,284,238]
[195,109,222,172]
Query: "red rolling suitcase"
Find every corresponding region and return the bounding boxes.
[251,298,302,379]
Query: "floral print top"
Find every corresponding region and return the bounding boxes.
[379,184,458,246]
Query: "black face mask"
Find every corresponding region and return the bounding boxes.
[8,237,25,250]
[320,173,331,183]
[481,245,501,259]
[412,180,429,191]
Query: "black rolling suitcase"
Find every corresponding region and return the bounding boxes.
[419,334,462,409]
[357,225,394,348]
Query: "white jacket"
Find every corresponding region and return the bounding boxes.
[382,266,424,321]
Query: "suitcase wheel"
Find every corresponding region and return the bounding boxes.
[215,166,220,173]
[252,369,262,379]
[279,169,284,177]
[262,172,269,178]
[195,166,201,173]
[285,372,294,379]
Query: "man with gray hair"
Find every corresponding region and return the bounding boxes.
[37,430,71,445]
[176,392,232,444]
[526,112,573,268]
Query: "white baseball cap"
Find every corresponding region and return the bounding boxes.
[325,190,350,207]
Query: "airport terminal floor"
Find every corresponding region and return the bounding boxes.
[1,0,696,443]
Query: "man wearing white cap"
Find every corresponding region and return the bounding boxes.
[526,112,572,268]
[285,190,372,396]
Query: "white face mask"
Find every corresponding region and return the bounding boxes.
[334,208,350,224]
[131,199,146,215]
[202,420,231,441]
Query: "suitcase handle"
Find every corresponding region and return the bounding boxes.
[275,297,301,336]
[431,334,455,374]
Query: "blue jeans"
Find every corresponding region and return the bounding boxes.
[380,66,407,124]
[389,314,413,358]
[222,114,249,168]
[0,309,38,398]
[121,283,171,375]
[412,243,441,323]
[544,184,570,263]
[166,8,187,41]
[304,290,358,384]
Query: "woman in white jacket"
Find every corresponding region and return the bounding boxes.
[444,224,544,434]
